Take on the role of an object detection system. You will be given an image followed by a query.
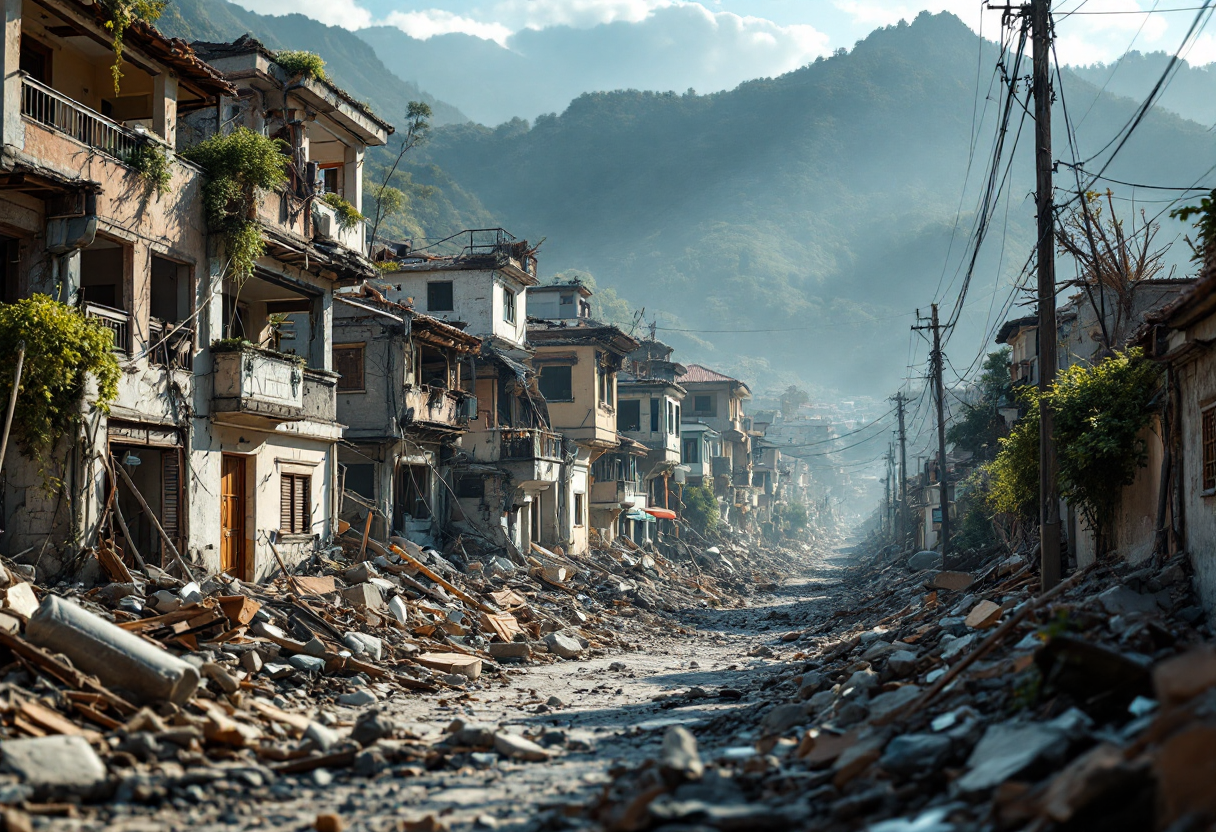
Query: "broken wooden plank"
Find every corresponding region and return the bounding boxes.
[0,630,136,716]
[414,652,482,681]
[389,544,494,613]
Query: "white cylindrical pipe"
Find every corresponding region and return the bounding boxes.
[26,595,200,705]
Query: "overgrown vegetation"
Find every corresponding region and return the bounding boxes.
[366,102,432,253]
[1172,188,1216,267]
[126,141,172,196]
[181,128,288,281]
[100,0,166,94]
[0,297,120,490]
[947,349,1011,461]
[681,483,719,535]
[985,350,1162,553]
[321,192,365,232]
[274,50,326,82]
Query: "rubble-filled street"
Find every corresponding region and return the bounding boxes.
[0,522,1214,832]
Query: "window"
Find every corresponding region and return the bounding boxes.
[574,493,585,527]
[693,395,716,416]
[538,365,573,401]
[456,475,485,499]
[333,344,365,391]
[667,400,676,434]
[600,367,614,407]
[650,398,660,432]
[427,281,454,312]
[1204,406,1216,492]
[503,286,516,323]
[345,463,375,500]
[675,405,681,434]
[318,164,342,196]
[683,438,700,464]
[20,36,51,84]
[280,473,311,535]
[618,400,641,432]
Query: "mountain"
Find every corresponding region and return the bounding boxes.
[401,12,1216,396]
[1070,52,1216,128]
[357,5,825,127]
[157,0,469,126]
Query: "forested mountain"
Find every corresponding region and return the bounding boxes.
[403,12,1215,394]
[156,0,468,125]
[1070,52,1216,128]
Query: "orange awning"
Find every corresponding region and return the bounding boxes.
[644,507,677,521]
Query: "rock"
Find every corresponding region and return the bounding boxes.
[344,632,383,661]
[1097,585,1157,617]
[761,703,810,736]
[964,600,1003,629]
[341,582,385,611]
[201,662,240,695]
[908,550,944,571]
[867,685,921,721]
[0,735,108,800]
[240,651,263,673]
[487,642,532,661]
[288,655,326,673]
[388,595,409,624]
[353,747,388,777]
[1035,635,1151,720]
[862,641,897,661]
[351,710,395,747]
[305,721,340,752]
[2,583,39,618]
[659,726,704,781]
[886,649,920,677]
[338,689,378,707]
[542,631,584,660]
[798,671,825,698]
[930,571,975,591]
[301,637,328,657]
[843,668,879,693]
[879,733,953,776]
[940,633,977,661]
[808,690,836,713]
[832,731,888,787]
[546,695,564,708]
[440,673,469,685]
[452,724,496,748]
[956,721,1068,794]
[493,732,549,762]
[150,589,182,613]
[608,661,628,671]
[1153,645,1216,710]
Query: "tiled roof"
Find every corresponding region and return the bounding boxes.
[676,364,741,385]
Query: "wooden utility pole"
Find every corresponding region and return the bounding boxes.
[1032,0,1062,590]
[891,392,909,549]
[913,305,951,563]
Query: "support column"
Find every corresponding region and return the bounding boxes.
[1,0,23,150]
[152,72,178,149]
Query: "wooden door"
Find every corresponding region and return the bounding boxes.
[220,454,246,577]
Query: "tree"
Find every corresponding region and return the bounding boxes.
[780,385,809,419]
[681,484,719,534]
[947,348,1011,461]
[366,102,432,254]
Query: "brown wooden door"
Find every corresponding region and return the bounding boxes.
[220,454,246,577]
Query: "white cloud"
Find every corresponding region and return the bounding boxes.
[382,9,513,43]
[489,0,676,31]
[231,0,373,29]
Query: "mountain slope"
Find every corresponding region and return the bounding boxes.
[1070,52,1216,127]
[406,12,1215,396]
[158,0,469,126]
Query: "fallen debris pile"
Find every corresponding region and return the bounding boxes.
[587,546,1216,831]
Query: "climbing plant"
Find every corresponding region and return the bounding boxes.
[681,483,719,535]
[321,191,365,232]
[99,0,166,95]
[985,391,1039,522]
[0,296,120,490]
[1172,188,1216,267]
[274,50,326,82]
[181,128,288,281]
[126,141,171,196]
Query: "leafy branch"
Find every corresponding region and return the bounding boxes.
[366,101,432,254]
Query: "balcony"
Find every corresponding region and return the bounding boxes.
[591,479,646,507]
[21,76,142,163]
[85,303,131,353]
[402,385,466,432]
[312,199,365,253]
[501,429,563,462]
[149,320,194,372]
[211,343,309,422]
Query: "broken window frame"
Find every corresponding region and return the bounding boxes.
[1203,402,1216,494]
[333,343,365,392]
[617,399,641,432]
[573,492,585,527]
[538,365,573,402]
[427,281,454,312]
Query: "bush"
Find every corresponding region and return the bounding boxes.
[125,141,171,196]
[0,297,120,489]
[275,50,326,82]
[681,483,719,534]
[321,192,365,231]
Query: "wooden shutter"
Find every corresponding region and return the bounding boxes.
[161,451,181,539]
[333,344,364,391]
[281,473,312,534]
[280,474,293,532]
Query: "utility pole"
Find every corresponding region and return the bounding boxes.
[913,304,951,564]
[891,392,909,549]
[1031,0,1062,590]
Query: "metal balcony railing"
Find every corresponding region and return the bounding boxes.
[21,76,141,161]
[500,429,562,461]
[85,302,131,353]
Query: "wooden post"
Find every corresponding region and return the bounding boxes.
[0,340,25,477]
[112,457,195,583]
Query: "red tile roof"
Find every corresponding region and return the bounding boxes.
[677,364,743,385]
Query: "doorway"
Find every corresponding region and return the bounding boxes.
[220,454,247,578]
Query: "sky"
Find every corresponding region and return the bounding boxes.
[229,0,1216,71]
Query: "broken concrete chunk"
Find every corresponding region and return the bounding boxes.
[867,685,921,721]
[240,651,264,673]
[1097,585,1157,617]
[2,583,38,618]
[344,632,383,662]
[956,721,1068,794]
[337,689,378,707]
[26,595,199,705]
[288,655,326,673]
[343,563,379,584]
[0,735,107,800]
[350,710,395,747]
[388,595,409,624]
[487,642,532,661]
[886,649,920,678]
[659,726,703,781]
[908,551,944,571]
[201,662,240,695]
[494,732,549,762]
[930,571,975,592]
[542,631,583,660]
[414,652,482,681]
[761,703,810,736]
[879,733,953,777]
[341,582,385,611]
[964,600,1002,629]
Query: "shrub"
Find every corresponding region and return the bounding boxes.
[0,296,120,489]
[321,191,365,231]
[275,50,326,82]
[126,141,171,196]
[681,483,719,534]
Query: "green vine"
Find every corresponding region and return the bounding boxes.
[125,141,172,196]
[321,191,365,231]
[180,128,288,282]
[275,50,326,82]
[100,0,166,95]
[1172,189,1216,266]
[0,296,120,491]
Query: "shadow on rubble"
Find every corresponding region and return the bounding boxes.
[666,579,844,636]
[508,696,756,737]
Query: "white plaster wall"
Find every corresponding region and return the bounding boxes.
[388,269,529,347]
